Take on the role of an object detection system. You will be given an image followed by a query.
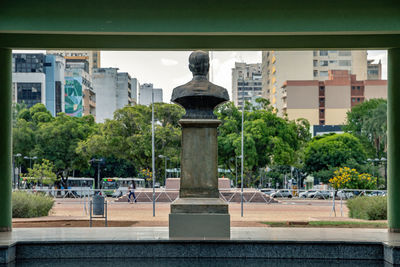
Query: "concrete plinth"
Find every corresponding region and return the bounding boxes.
[169,213,230,239]
[169,118,230,239]
[169,198,230,239]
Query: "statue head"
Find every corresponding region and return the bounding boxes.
[188,50,209,76]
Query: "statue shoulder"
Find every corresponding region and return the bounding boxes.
[209,83,229,100]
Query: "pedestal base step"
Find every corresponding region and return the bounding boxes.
[169,213,230,239]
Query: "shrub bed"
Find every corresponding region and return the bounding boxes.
[12,191,54,218]
[347,196,387,220]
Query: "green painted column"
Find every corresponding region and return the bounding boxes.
[0,48,12,232]
[388,48,400,232]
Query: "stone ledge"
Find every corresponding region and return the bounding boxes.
[170,198,228,214]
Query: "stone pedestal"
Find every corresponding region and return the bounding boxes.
[169,119,230,239]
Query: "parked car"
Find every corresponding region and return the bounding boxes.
[260,188,275,196]
[299,190,317,198]
[366,191,386,197]
[337,190,354,199]
[308,190,331,199]
[270,189,293,198]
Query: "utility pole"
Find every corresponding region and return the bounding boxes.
[152,87,156,217]
[241,81,244,217]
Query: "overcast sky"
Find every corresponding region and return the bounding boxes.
[15,50,387,102]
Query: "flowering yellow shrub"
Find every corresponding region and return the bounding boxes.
[139,168,152,181]
[329,167,377,190]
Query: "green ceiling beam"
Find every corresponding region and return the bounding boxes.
[1,33,400,50]
[1,0,399,35]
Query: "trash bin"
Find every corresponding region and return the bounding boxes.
[93,195,104,215]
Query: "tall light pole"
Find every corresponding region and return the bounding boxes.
[152,87,156,217]
[241,80,245,217]
[235,156,238,188]
[158,155,169,186]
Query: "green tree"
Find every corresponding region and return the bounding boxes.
[216,102,310,187]
[34,113,98,180]
[24,159,57,186]
[344,99,387,158]
[304,133,367,183]
[77,103,184,184]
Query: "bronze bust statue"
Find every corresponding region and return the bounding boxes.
[171,50,229,119]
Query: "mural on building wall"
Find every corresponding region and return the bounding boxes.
[65,76,83,117]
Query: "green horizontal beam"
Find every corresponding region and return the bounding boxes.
[1,0,399,34]
[1,33,400,50]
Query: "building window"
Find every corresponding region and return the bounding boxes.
[339,51,352,56]
[313,51,318,56]
[339,60,351,66]
[352,86,355,90]
[320,60,328,66]
[319,51,328,56]
[329,60,337,64]
[17,82,42,108]
[313,60,318,67]
[313,70,318,77]
[320,71,329,77]
[352,98,356,102]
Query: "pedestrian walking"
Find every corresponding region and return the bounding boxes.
[128,182,137,203]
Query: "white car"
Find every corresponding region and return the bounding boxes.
[261,188,275,196]
[270,189,293,198]
[337,190,354,199]
[299,190,317,198]
[308,190,332,199]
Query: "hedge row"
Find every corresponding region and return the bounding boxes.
[12,191,54,218]
[347,196,387,220]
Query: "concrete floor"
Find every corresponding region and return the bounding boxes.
[1,227,399,244]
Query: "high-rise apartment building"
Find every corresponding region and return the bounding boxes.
[281,70,387,126]
[367,59,382,80]
[139,83,163,106]
[44,54,65,116]
[12,53,65,116]
[93,68,136,122]
[64,58,96,118]
[117,73,136,108]
[47,50,100,75]
[232,62,263,108]
[262,50,368,116]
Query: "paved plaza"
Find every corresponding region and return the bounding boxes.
[11,198,369,228]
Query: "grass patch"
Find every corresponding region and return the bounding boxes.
[262,221,387,228]
[12,191,54,218]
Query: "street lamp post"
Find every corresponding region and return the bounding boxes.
[158,155,169,186]
[151,86,156,217]
[241,82,245,217]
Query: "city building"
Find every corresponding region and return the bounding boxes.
[47,50,100,75]
[93,68,136,122]
[367,59,382,80]
[262,50,368,116]
[117,72,136,108]
[92,68,118,123]
[281,70,387,126]
[64,57,96,118]
[44,54,65,116]
[232,62,263,108]
[12,53,65,116]
[139,83,163,105]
